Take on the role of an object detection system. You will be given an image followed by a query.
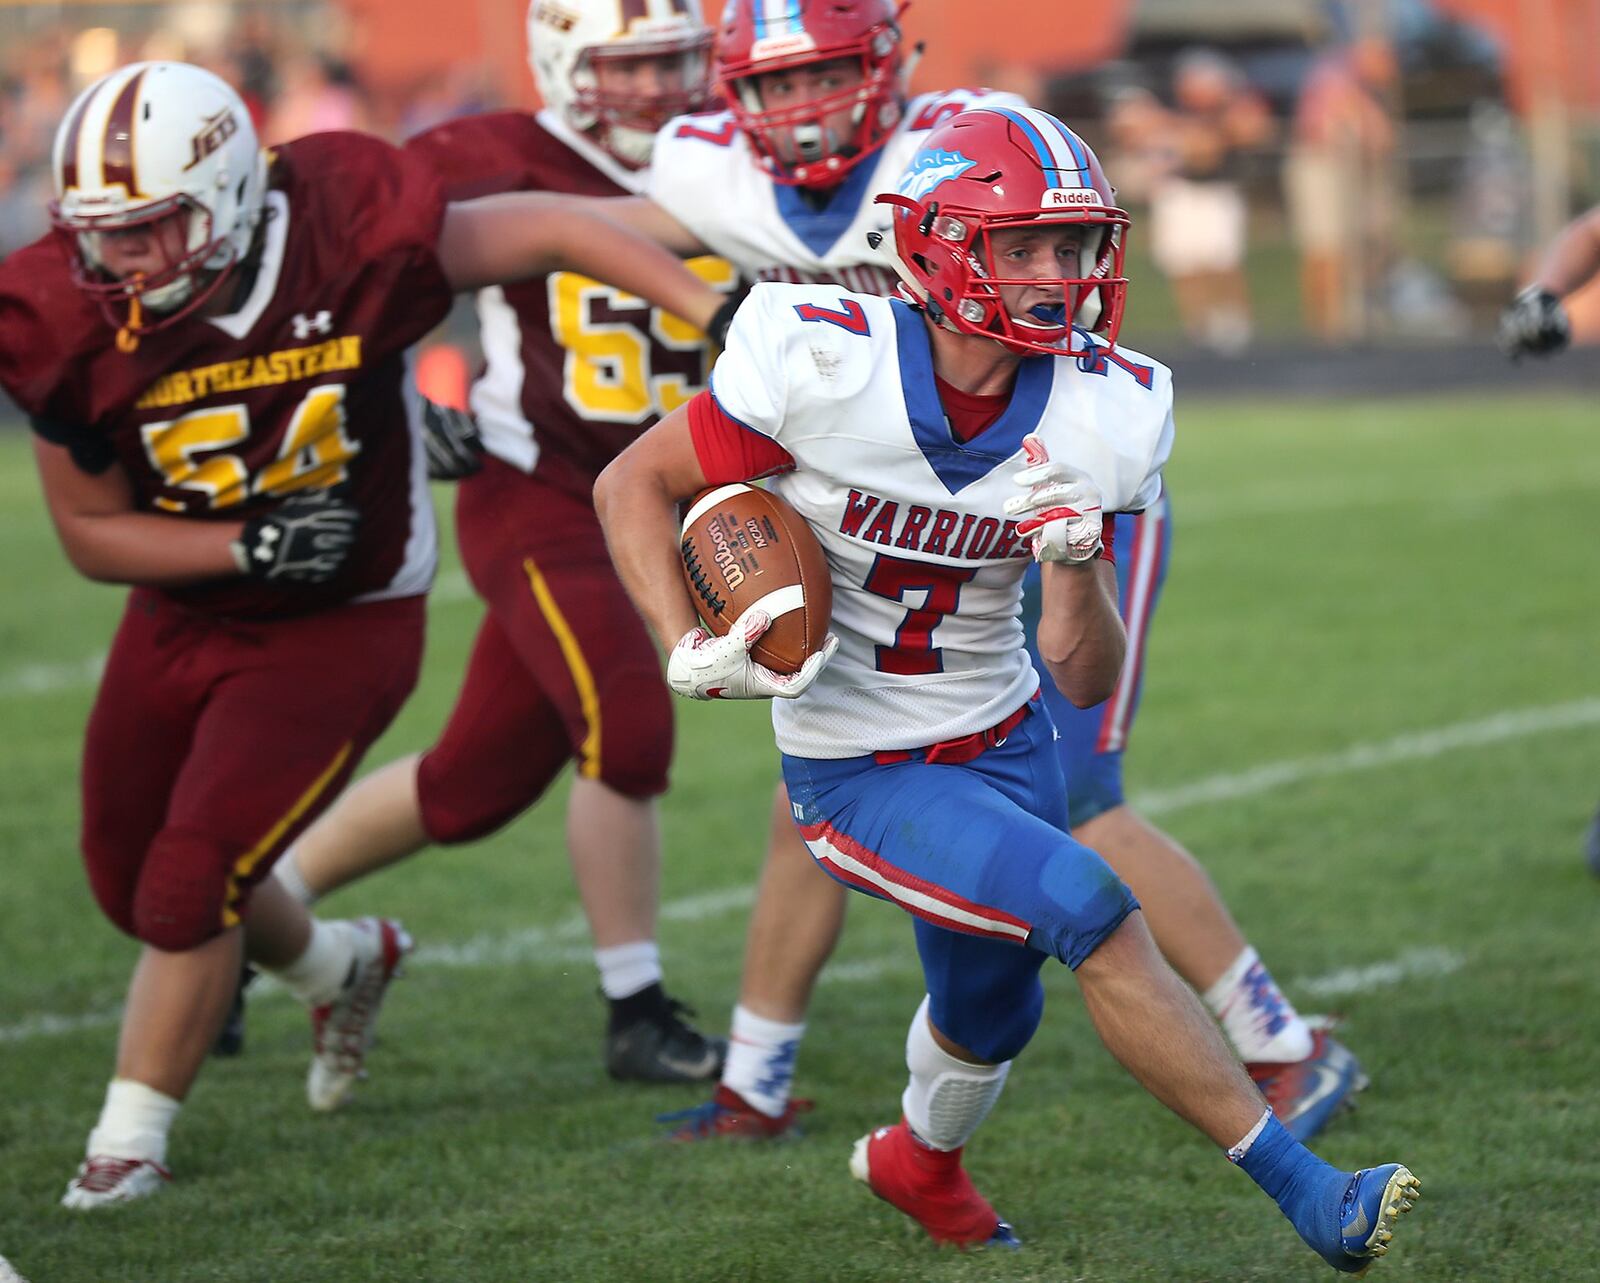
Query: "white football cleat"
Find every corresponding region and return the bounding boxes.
[60,1156,171,1209]
[307,917,413,1113]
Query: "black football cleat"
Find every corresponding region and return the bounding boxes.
[211,964,257,1058]
[605,987,727,1083]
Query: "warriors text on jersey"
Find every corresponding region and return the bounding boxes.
[407,108,736,494]
[0,132,451,619]
[650,88,1024,289]
[702,284,1173,760]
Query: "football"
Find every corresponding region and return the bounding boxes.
[680,483,832,675]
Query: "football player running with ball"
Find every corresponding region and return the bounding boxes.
[596,105,1422,1271]
[0,60,730,1208]
[267,0,734,1084]
[1496,201,1600,875]
[585,0,1362,1142]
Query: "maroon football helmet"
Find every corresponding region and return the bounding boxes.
[875,106,1130,357]
[714,0,907,188]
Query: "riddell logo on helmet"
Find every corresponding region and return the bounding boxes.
[184,109,239,172]
[751,33,818,60]
[1041,188,1101,209]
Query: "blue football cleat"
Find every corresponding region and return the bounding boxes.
[1583,802,1600,877]
[1295,1163,1422,1275]
[1248,1030,1368,1142]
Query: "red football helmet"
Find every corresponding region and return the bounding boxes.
[875,107,1130,357]
[715,0,907,188]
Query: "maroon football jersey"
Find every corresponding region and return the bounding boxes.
[0,131,453,619]
[405,110,735,498]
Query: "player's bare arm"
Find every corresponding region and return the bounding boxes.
[1035,559,1125,707]
[436,193,720,330]
[571,193,711,258]
[32,438,242,585]
[1531,204,1600,298]
[593,404,708,650]
[1498,203,1600,357]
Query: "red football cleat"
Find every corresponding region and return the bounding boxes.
[660,1085,814,1141]
[1247,1029,1368,1142]
[849,1119,1019,1248]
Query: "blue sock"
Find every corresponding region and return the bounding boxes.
[1234,1113,1345,1250]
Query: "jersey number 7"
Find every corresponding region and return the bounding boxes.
[864,553,978,675]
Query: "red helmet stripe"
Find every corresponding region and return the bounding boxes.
[100,67,147,196]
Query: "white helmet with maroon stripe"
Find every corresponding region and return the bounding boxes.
[527,0,713,168]
[51,61,267,335]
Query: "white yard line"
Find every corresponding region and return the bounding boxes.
[1292,947,1466,1001]
[5,698,1593,1044]
[1137,698,1600,817]
[0,653,105,698]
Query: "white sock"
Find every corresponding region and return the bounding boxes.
[722,1005,806,1119]
[594,941,661,1001]
[86,1079,181,1165]
[1203,947,1314,1064]
[267,919,356,1007]
[900,995,1010,1152]
[272,846,319,906]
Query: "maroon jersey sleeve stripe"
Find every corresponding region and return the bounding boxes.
[101,67,147,195]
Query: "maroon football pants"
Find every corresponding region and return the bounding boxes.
[81,589,424,951]
[416,459,673,844]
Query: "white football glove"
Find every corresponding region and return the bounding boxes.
[666,607,839,701]
[1003,433,1104,564]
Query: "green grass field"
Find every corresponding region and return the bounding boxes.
[1,392,1597,1283]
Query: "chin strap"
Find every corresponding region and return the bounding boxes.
[115,292,143,354]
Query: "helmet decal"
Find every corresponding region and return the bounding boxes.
[897,148,977,202]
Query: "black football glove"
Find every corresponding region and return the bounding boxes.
[706,286,751,350]
[420,396,485,480]
[1496,285,1570,361]
[232,488,360,585]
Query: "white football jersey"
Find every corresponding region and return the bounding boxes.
[649,88,1025,289]
[711,284,1174,760]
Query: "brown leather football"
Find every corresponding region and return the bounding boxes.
[680,483,832,675]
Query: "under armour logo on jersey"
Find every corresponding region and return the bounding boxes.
[252,525,280,563]
[292,311,333,339]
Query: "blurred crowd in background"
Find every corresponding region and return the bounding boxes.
[2,0,1597,349]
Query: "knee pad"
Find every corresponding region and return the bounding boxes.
[130,829,231,951]
[901,996,1012,1151]
[592,671,673,799]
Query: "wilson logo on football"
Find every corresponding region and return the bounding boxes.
[1041,188,1102,209]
